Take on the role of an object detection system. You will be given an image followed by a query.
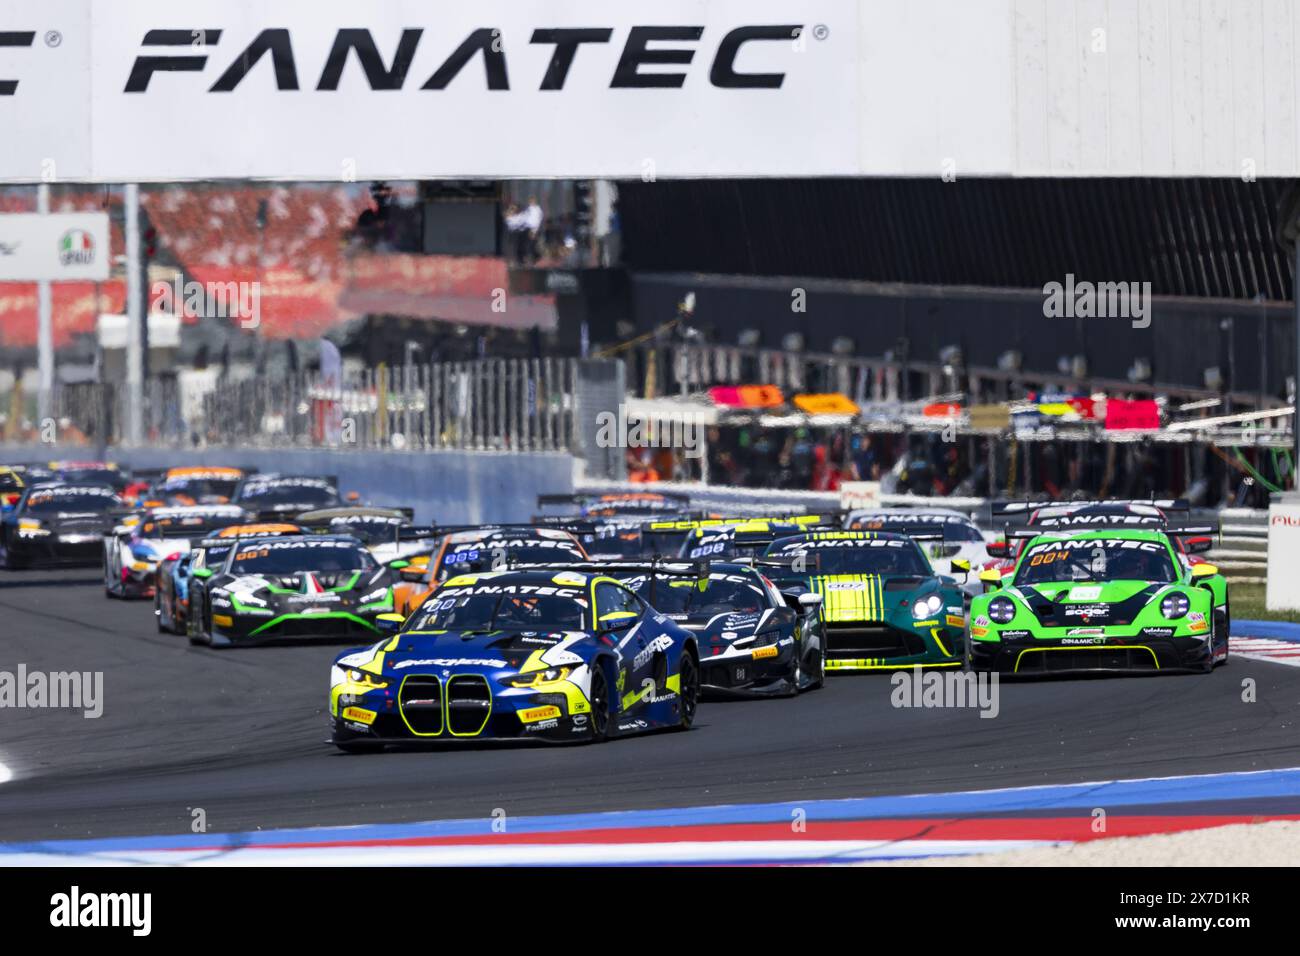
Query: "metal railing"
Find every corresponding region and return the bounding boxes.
[3,359,579,453]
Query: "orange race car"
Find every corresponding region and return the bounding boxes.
[391,525,589,617]
[139,466,247,507]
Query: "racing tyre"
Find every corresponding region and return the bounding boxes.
[0,539,26,570]
[787,645,803,697]
[806,636,826,691]
[1215,604,1231,668]
[188,598,209,646]
[588,659,612,742]
[676,649,700,730]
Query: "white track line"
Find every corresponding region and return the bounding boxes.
[1229,637,1300,667]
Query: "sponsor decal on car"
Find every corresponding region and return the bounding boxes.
[518,705,561,723]
[945,614,965,627]
[393,657,508,669]
[342,706,376,725]
[751,645,779,660]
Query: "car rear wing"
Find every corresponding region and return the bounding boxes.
[643,513,841,533]
[842,520,952,540]
[729,553,826,574]
[991,497,1190,519]
[537,491,693,505]
[398,522,591,542]
[1005,519,1219,539]
[517,558,711,576]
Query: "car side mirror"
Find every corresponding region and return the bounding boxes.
[376,612,405,633]
[1190,563,1219,578]
[389,559,410,570]
[985,541,1009,558]
[950,558,971,576]
[191,568,213,580]
[797,592,823,611]
[978,569,1003,591]
[399,567,427,583]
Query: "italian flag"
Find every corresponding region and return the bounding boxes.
[61,230,92,254]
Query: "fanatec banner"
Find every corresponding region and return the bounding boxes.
[3,0,1300,182]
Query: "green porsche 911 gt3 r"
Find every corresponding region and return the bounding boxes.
[968,528,1229,675]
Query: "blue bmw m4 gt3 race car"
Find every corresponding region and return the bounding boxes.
[328,567,700,750]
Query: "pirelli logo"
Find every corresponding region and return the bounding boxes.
[342,706,376,725]
[518,705,561,723]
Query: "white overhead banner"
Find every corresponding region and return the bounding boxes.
[3,0,1300,181]
[0,212,110,281]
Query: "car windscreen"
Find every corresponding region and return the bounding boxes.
[406,586,588,631]
[579,528,648,558]
[766,539,932,576]
[23,487,121,515]
[628,574,767,616]
[157,478,241,501]
[141,514,245,539]
[439,541,585,577]
[319,518,403,546]
[229,541,375,575]
[55,468,121,487]
[236,481,339,507]
[1014,538,1177,585]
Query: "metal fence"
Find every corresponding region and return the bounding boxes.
[7,358,581,452]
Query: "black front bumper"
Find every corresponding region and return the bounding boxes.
[210,610,382,646]
[971,633,1214,674]
[330,682,591,746]
[700,645,797,696]
[8,532,104,567]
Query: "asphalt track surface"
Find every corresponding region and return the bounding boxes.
[2,569,1299,844]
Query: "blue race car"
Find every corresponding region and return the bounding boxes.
[329,567,701,750]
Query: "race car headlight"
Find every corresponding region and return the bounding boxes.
[987,596,1016,624]
[911,593,944,620]
[1160,592,1191,619]
[330,664,390,690]
[507,667,571,688]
